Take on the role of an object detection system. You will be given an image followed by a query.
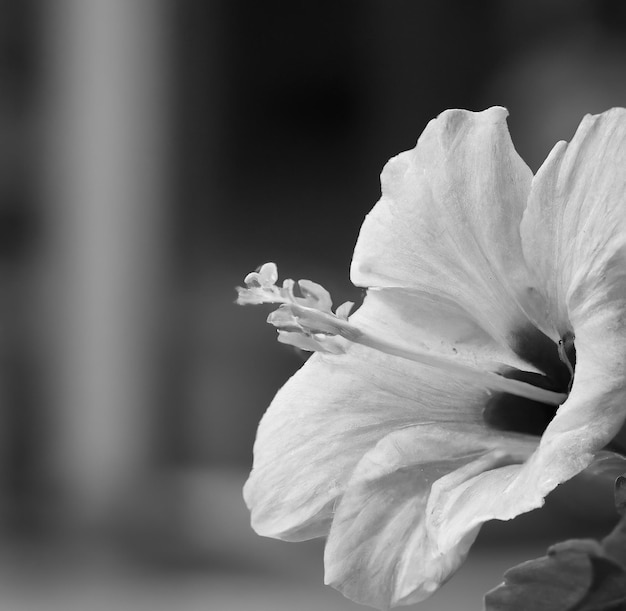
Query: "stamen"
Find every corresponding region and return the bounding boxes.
[237,263,568,407]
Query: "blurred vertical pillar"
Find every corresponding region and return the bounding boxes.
[40,0,170,530]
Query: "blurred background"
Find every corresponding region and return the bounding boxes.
[0,0,624,609]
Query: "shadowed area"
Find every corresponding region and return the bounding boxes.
[484,328,576,436]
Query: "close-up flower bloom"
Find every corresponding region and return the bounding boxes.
[237,107,626,609]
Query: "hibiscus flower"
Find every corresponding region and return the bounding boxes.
[236,107,626,609]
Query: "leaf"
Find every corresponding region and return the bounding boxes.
[484,540,597,611]
[575,556,626,611]
[485,478,626,611]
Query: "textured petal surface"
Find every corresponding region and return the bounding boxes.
[351,107,544,348]
[358,288,543,374]
[521,108,626,502]
[422,352,626,574]
[323,425,536,609]
[425,110,626,558]
[522,108,626,338]
[243,288,518,542]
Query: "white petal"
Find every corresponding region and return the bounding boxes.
[522,108,626,337]
[351,107,545,349]
[243,285,526,543]
[424,109,626,561]
[355,287,544,374]
[243,341,492,542]
[584,450,626,481]
[324,425,536,609]
[478,107,626,532]
[427,337,626,558]
[244,281,565,543]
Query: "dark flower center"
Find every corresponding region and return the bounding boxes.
[483,327,576,437]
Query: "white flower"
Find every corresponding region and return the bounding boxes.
[237,107,626,609]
